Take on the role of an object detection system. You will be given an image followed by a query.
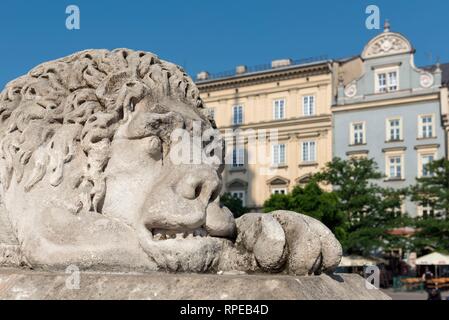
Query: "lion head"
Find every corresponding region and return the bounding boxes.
[0,49,234,272]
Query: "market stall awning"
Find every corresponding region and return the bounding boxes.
[387,227,416,236]
[339,255,387,267]
[415,252,449,265]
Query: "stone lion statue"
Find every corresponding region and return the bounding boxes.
[0,49,341,275]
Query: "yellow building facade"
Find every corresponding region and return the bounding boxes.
[196,58,341,211]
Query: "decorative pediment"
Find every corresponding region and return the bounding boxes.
[226,179,248,189]
[266,176,290,186]
[361,32,412,60]
[295,174,312,184]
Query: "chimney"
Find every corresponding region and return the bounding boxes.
[196,71,209,81]
[235,65,247,74]
[271,59,292,69]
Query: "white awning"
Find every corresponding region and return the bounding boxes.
[415,252,449,265]
[339,255,387,267]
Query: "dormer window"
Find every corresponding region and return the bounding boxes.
[388,72,398,91]
[378,73,387,92]
[375,68,399,93]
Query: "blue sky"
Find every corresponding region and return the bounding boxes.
[1,0,448,88]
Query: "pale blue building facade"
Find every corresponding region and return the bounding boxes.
[333,24,447,217]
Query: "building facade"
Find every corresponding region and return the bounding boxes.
[196,23,449,215]
[334,23,448,217]
[196,58,337,211]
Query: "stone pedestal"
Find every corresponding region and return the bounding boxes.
[0,268,390,300]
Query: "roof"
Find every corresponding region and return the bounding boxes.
[387,227,416,236]
[195,55,329,84]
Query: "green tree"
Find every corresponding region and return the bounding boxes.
[219,192,248,218]
[411,218,449,255]
[410,158,449,218]
[314,157,408,255]
[408,158,449,254]
[263,181,348,241]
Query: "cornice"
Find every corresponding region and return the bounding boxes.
[219,114,332,131]
[196,63,331,92]
[333,93,439,113]
[201,79,332,102]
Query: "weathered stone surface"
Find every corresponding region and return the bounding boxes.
[0,268,390,300]
[0,205,16,245]
[0,49,342,276]
[236,213,287,271]
[205,204,236,238]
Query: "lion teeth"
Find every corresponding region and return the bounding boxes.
[150,228,208,240]
[153,233,162,241]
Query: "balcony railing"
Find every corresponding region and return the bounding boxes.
[196,55,329,82]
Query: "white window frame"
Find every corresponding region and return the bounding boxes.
[385,152,405,180]
[232,105,244,125]
[417,149,437,178]
[350,121,366,145]
[387,199,405,216]
[417,202,439,218]
[231,190,246,207]
[418,114,435,139]
[271,144,286,166]
[273,99,286,120]
[232,147,245,168]
[386,117,403,142]
[375,67,399,93]
[303,95,316,116]
[271,187,287,195]
[301,141,316,163]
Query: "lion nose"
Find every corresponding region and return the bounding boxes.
[177,167,221,205]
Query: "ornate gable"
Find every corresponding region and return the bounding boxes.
[361,23,412,60]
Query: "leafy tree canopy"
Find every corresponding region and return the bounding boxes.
[220,192,248,218]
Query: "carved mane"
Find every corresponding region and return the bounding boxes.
[0,49,206,213]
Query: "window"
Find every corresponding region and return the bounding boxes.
[232,147,245,168]
[231,191,245,206]
[271,188,287,195]
[420,154,434,177]
[387,200,405,216]
[273,99,285,120]
[419,115,434,139]
[388,155,403,179]
[376,69,398,93]
[419,201,435,218]
[272,144,286,166]
[232,105,243,125]
[208,108,215,120]
[422,203,434,217]
[387,118,402,141]
[351,122,365,145]
[303,95,315,116]
[302,141,316,162]
[388,71,398,91]
[378,73,387,93]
